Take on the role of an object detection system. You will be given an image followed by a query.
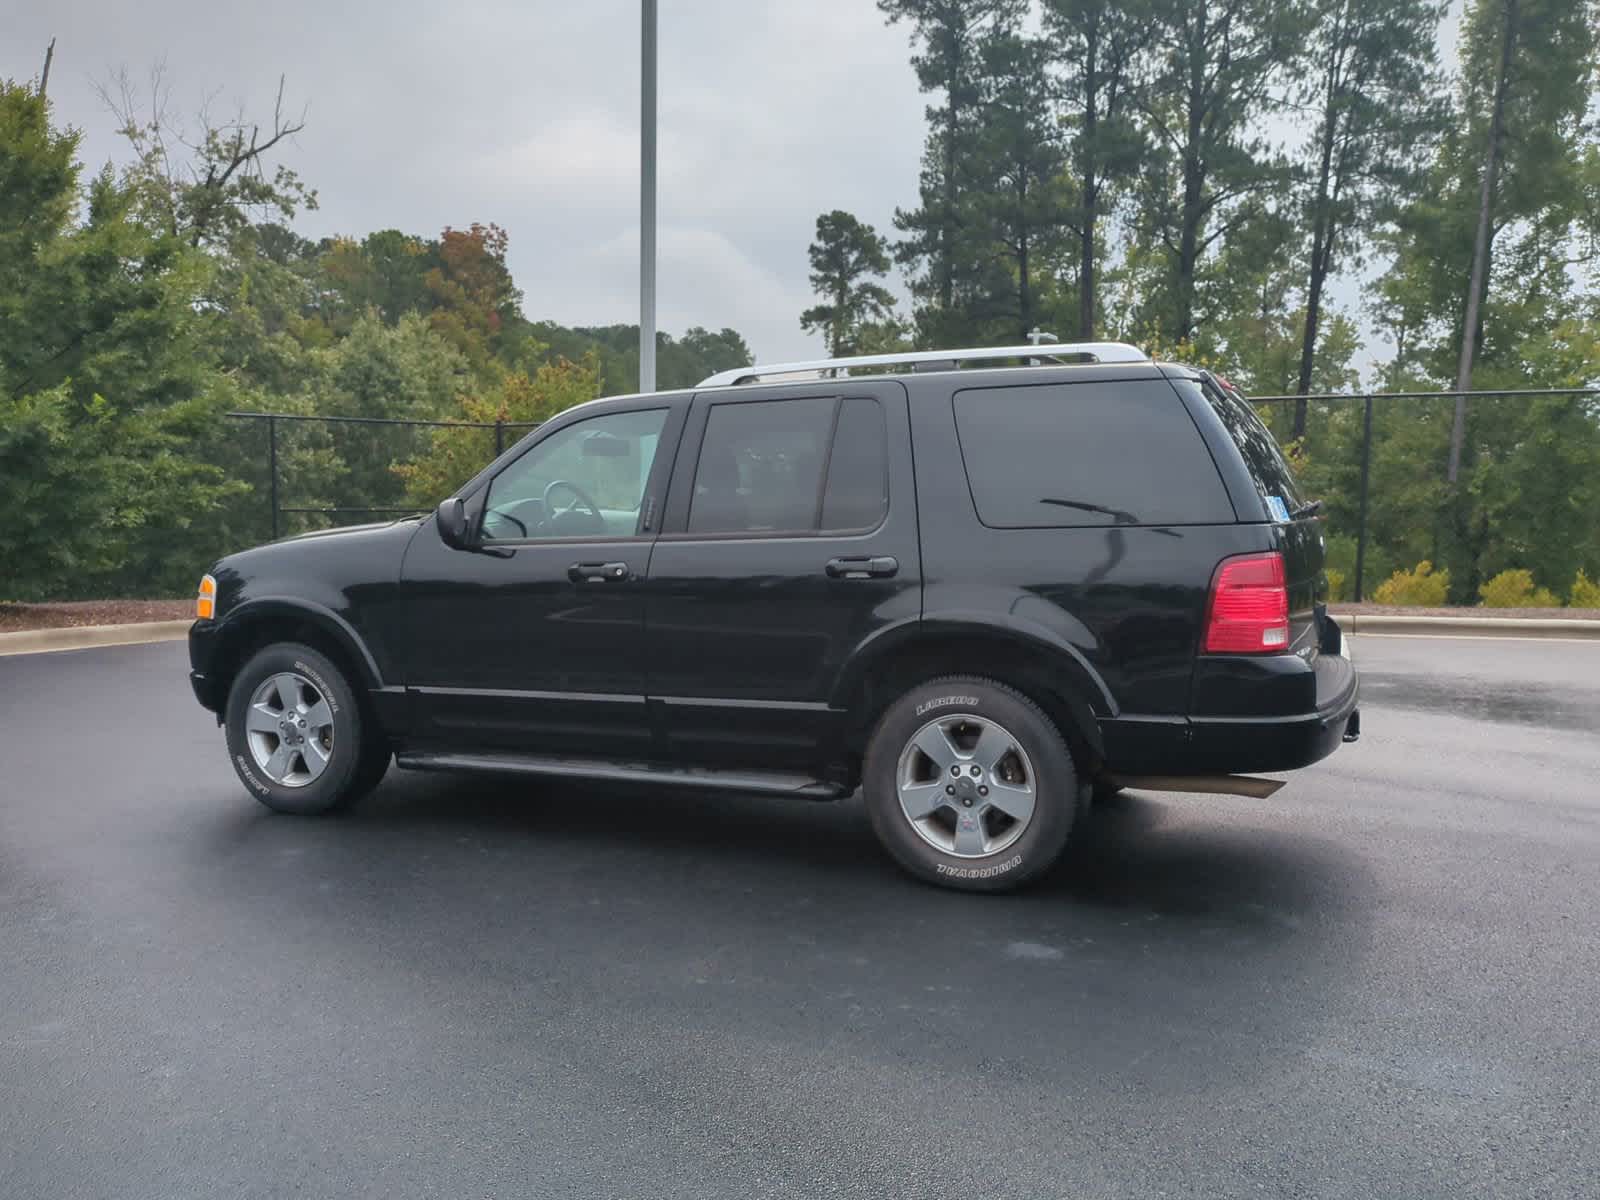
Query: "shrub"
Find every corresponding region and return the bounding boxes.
[1572,570,1600,609]
[1372,560,1450,607]
[1479,569,1560,609]
[1324,568,1347,602]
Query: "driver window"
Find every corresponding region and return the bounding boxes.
[480,408,668,541]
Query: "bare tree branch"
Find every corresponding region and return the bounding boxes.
[39,37,55,97]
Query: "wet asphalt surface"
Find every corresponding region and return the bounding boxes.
[2,635,1597,1199]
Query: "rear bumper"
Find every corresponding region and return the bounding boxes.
[1100,624,1360,777]
[1182,681,1359,773]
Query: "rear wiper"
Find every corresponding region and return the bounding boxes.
[1290,499,1324,520]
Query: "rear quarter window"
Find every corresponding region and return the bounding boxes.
[952,380,1235,528]
[1198,377,1304,510]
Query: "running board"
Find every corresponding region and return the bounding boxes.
[1109,774,1286,799]
[394,750,851,800]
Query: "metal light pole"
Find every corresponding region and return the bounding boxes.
[639,0,657,393]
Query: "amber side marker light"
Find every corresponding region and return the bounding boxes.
[196,574,216,620]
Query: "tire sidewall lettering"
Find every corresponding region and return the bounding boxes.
[234,753,271,796]
[291,660,340,715]
[935,854,1023,880]
[914,693,980,718]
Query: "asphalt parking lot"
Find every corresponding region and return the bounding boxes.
[3,634,1597,1199]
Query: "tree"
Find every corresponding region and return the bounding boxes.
[1446,0,1599,481]
[879,0,1027,342]
[799,211,898,355]
[959,32,1074,340]
[1291,0,1447,436]
[1042,0,1154,339]
[1,80,243,596]
[1134,0,1308,343]
[425,222,522,373]
[395,355,602,507]
[98,67,315,250]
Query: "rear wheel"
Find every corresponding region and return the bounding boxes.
[223,642,377,815]
[862,676,1079,892]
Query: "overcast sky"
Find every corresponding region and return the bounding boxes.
[5,2,1465,371]
[5,0,930,363]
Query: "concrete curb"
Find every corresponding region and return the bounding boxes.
[1331,612,1600,639]
[0,619,192,657]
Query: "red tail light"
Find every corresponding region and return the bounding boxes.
[1204,552,1289,654]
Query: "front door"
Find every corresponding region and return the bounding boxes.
[644,381,920,771]
[399,400,684,756]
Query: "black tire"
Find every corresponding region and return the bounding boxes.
[351,740,392,799]
[862,675,1080,892]
[224,642,370,815]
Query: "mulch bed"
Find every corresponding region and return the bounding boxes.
[0,600,193,633]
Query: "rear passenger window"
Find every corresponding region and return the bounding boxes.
[688,395,889,535]
[820,396,888,530]
[952,381,1234,528]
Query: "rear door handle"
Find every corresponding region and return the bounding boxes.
[568,561,632,583]
[825,555,898,580]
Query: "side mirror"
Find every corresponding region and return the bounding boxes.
[436,496,471,549]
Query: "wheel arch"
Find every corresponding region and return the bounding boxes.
[832,618,1112,773]
[204,598,382,715]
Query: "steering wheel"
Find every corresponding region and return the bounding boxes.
[541,479,605,530]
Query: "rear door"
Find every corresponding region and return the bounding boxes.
[643,381,920,770]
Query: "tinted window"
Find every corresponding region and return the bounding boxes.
[952,381,1234,528]
[820,396,888,530]
[689,396,834,534]
[1199,377,1304,509]
[481,408,666,541]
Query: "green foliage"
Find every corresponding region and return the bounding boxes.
[1324,567,1348,602]
[1477,569,1559,608]
[395,356,603,507]
[1571,570,1600,608]
[0,73,756,596]
[1373,560,1451,606]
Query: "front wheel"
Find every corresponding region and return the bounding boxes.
[862,676,1080,892]
[223,642,374,815]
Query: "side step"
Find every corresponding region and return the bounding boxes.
[394,750,852,801]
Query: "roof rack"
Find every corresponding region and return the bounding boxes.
[697,341,1149,388]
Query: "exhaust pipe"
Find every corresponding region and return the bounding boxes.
[1107,774,1285,799]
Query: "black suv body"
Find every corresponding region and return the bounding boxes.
[190,351,1358,890]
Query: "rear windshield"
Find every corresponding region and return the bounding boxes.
[1199,377,1304,511]
[952,380,1235,528]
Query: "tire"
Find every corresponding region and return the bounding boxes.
[862,675,1080,892]
[223,642,371,815]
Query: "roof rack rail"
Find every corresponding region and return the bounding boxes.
[697,341,1149,388]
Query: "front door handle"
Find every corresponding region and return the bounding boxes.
[569,561,632,583]
[825,555,898,580]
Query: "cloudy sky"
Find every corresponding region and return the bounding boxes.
[5,0,932,362]
[6,2,1466,370]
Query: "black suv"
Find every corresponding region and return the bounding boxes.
[189,343,1358,891]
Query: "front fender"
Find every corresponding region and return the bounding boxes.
[190,596,387,715]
